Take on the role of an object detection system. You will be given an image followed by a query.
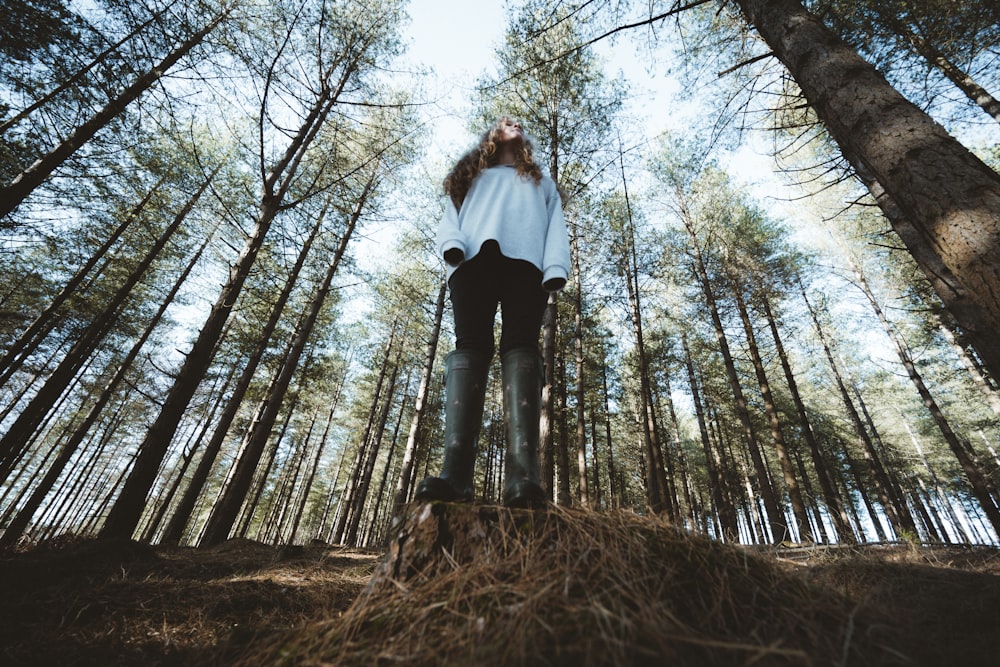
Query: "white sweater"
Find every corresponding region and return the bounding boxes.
[436,165,571,290]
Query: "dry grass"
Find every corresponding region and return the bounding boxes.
[2,508,999,666]
[234,505,913,666]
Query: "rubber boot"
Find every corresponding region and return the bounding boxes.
[414,349,490,502]
[501,347,547,508]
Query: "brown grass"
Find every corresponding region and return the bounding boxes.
[2,507,998,666]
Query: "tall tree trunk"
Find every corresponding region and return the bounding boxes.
[732,0,1000,380]
[199,188,374,548]
[0,171,216,483]
[288,404,336,544]
[332,328,397,545]
[0,5,174,135]
[570,219,589,508]
[345,354,401,546]
[600,362,618,508]
[0,229,215,548]
[554,345,572,506]
[99,37,367,539]
[662,372,695,527]
[760,293,855,544]
[682,334,738,541]
[539,294,558,500]
[392,275,447,513]
[851,262,1000,536]
[618,163,669,514]
[880,11,1000,124]
[0,7,232,218]
[801,285,917,537]
[733,287,812,542]
[848,161,1000,388]
[680,209,784,542]
[0,178,165,385]
[158,194,336,545]
[937,321,1000,421]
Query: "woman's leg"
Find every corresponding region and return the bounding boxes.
[496,257,548,355]
[414,248,499,502]
[497,256,549,506]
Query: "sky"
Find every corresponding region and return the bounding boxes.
[400,0,780,195]
[403,0,508,156]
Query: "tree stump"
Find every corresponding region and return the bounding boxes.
[359,501,547,602]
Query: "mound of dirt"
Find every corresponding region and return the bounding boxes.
[234,504,1000,666]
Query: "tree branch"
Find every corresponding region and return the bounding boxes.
[490,0,715,88]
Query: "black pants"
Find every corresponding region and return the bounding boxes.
[449,241,549,358]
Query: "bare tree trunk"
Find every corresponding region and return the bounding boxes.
[600,363,618,509]
[881,11,1000,124]
[0,230,215,548]
[392,275,447,513]
[938,322,1000,421]
[364,381,409,547]
[732,0,1000,379]
[661,372,695,527]
[332,328,397,545]
[680,210,784,543]
[159,195,333,545]
[683,334,738,541]
[0,171,216,483]
[570,222,589,508]
[801,285,916,538]
[200,189,374,548]
[539,294,558,500]
[0,7,232,218]
[618,164,668,514]
[99,36,368,539]
[555,346,572,506]
[0,178,165,386]
[345,354,401,546]
[761,293,855,544]
[848,161,1000,388]
[851,261,1000,536]
[733,288,812,542]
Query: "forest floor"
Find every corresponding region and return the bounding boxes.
[2,517,1000,666]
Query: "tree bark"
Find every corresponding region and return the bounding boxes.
[732,0,1000,379]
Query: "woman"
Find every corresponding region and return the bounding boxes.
[415,117,570,508]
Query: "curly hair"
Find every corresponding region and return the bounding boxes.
[443,117,544,210]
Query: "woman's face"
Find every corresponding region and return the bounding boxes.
[496,117,523,145]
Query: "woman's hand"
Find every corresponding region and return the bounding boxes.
[543,277,566,292]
